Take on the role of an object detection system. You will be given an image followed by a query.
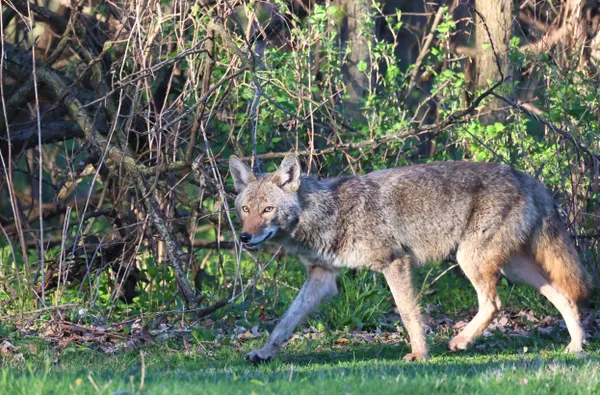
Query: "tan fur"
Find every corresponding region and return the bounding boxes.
[529,217,592,303]
[242,213,267,236]
[229,156,592,363]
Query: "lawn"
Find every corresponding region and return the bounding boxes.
[2,330,599,394]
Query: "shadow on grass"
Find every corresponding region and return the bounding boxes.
[276,332,600,368]
[272,346,600,385]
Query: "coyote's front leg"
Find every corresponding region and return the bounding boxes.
[246,266,338,363]
[381,258,428,361]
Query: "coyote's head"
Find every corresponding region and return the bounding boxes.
[229,155,302,246]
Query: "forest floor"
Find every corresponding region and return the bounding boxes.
[2,265,600,394]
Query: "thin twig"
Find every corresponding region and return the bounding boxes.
[404,6,446,99]
[0,304,81,320]
[428,263,460,288]
[491,92,599,165]
[250,83,262,173]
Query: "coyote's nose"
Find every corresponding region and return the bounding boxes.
[240,232,252,243]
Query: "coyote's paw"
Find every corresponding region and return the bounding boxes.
[448,336,471,352]
[564,341,583,354]
[402,351,428,361]
[246,348,275,364]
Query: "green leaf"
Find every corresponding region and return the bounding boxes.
[509,36,521,47]
[357,60,368,72]
[486,125,497,136]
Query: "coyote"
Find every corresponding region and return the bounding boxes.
[229,155,591,362]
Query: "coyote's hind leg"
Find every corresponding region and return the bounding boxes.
[449,248,502,352]
[502,254,584,353]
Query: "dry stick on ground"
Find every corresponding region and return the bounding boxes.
[0,304,81,321]
[109,299,229,326]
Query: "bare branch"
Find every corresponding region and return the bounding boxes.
[11,0,68,32]
[2,121,84,153]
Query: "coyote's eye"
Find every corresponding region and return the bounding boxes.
[242,206,249,213]
[263,206,274,213]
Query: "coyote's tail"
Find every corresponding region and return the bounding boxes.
[531,214,592,303]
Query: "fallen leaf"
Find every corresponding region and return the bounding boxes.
[0,340,25,362]
[238,331,256,340]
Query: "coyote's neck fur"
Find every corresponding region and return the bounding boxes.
[282,176,342,254]
[272,175,374,269]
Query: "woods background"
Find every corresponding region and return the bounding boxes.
[1,0,599,335]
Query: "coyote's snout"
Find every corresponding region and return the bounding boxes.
[229,155,592,363]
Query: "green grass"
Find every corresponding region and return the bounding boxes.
[2,333,599,394]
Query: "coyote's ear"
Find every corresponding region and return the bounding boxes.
[276,154,301,192]
[229,156,256,193]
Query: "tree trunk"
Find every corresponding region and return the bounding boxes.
[561,0,592,70]
[339,0,372,120]
[474,0,513,124]
[474,0,512,90]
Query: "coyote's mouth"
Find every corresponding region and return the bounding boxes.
[247,231,274,246]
